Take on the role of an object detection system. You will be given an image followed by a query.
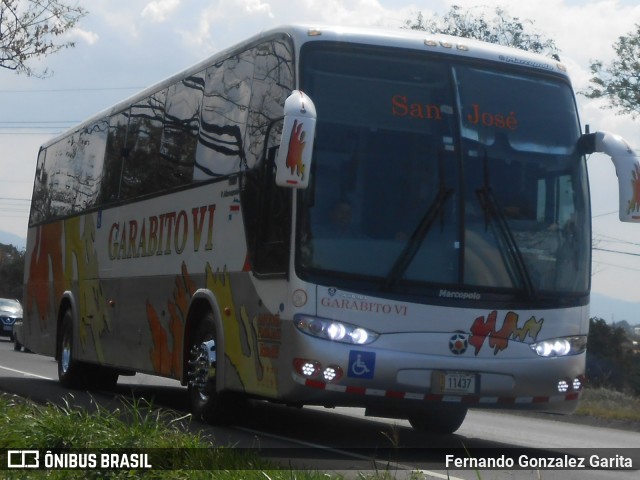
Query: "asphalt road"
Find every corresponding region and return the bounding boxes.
[1,337,638,479]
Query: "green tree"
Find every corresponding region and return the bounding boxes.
[0,0,87,77]
[583,24,640,118]
[404,5,559,57]
[0,243,24,299]
[586,317,632,391]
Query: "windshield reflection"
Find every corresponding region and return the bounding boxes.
[297,44,590,299]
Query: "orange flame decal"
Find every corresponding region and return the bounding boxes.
[26,216,111,361]
[26,223,65,325]
[469,310,543,355]
[147,262,194,378]
[285,119,306,180]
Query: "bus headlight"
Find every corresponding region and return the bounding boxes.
[530,336,587,357]
[294,315,379,345]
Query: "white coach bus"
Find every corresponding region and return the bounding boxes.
[21,25,640,433]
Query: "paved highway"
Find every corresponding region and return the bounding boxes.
[1,338,637,479]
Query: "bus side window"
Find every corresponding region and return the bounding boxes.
[240,37,295,277]
[120,90,166,199]
[245,37,295,169]
[195,52,254,180]
[42,137,75,219]
[74,120,109,212]
[29,148,50,225]
[160,74,204,187]
[101,110,130,204]
[241,143,291,277]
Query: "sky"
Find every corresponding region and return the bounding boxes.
[1,0,639,318]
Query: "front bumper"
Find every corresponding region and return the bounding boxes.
[279,329,584,414]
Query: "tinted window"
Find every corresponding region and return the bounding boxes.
[29,36,295,227]
[160,74,204,188]
[29,119,109,224]
[241,36,295,276]
[195,51,255,179]
[296,44,589,298]
[29,148,49,224]
[245,38,295,169]
[298,45,459,284]
[120,90,167,198]
[101,111,130,204]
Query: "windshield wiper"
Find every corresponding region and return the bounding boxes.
[476,151,536,298]
[382,183,452,291]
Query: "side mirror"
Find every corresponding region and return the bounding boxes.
[275,90,317,189]
[582,132,640,222]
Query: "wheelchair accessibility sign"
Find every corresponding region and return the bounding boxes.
[348,351,375,379]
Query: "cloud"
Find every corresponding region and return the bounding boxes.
[67,28,100,46]
[176,0,276,51]
[93,6,142,39]
[174,0,419,51]
[241,0,274,17]
[141,0,181,23]
[297,0,412,27]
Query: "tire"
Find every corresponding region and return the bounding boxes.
[408,405,468,434]
[13,338,22,351]
[58,310,120,390]
[57,310,88,389]
[187,311,234,423]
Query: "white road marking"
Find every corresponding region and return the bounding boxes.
[0,365,54,380]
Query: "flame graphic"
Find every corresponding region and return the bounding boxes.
[26,216,111,361]
[285,119,306,180]
[147,262,194,377]
[146,263,278,394]
[469,310,544,355]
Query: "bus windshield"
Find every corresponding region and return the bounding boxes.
[297,44,590,299]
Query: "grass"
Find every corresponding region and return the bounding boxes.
[574,387,640,423]
[1,387,637,478]
[0,393,339,479]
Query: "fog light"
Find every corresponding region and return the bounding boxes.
[573,376,583,391]
[293,358,321,378]
[323,365,343,383]
[557,379,569,393]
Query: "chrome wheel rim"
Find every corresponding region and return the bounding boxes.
[61,336,71,374]
[188,339,216,402]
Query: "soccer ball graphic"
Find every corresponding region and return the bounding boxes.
[449,333,468,355]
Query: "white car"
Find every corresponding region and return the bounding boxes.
[0,298,23,343]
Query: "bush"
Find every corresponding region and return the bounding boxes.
[586,317,635,393]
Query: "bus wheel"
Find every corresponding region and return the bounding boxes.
[408,405,468,434]
[187,313,230,423]
[58,310,87,389]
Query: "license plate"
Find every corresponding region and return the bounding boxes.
[3,325,12,332]
[433,371,477,395]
